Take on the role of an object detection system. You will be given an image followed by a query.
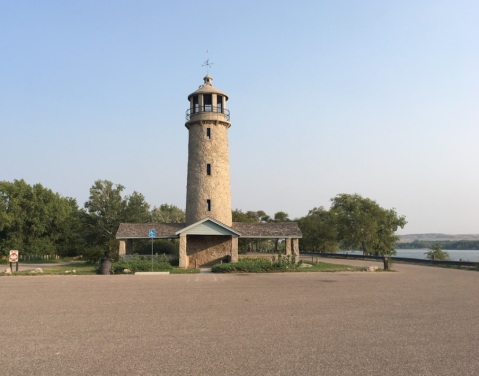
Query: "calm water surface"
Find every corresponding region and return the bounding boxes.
[338,249,479,262]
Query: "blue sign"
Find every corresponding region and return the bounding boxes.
[149,229,155,238]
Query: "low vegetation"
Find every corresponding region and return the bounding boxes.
[212,256,362,273]
[2,262,96,276]
[424,245,450,261]
[110,254,174,274]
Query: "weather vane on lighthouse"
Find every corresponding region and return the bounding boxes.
[202,50,213,74]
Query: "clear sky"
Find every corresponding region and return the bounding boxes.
[1,0,478,234]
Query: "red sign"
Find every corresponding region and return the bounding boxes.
[9,250,19,263]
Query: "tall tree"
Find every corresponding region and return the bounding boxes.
[151,204,185,223]
[330,193,406,256]
[298,206,338,252]
[124,192,150,223]
[83,180,126,251]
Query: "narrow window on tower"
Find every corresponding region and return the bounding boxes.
[206,127,211,139]
[206,163,211,176]
[206,199,211,212]
[193,95,199,113]
[204,94,212,112]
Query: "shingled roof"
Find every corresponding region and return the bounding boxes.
[116,221,302,239]
[231,222,302,238]
[116,223,185,239]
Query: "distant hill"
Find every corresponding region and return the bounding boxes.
[398,233,479,243]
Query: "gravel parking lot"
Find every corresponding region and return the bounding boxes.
[1,260,478,376]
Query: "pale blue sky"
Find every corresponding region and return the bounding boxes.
[1,0,478,234]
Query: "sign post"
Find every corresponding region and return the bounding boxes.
[9,250,19,272]
[149,229,155,272]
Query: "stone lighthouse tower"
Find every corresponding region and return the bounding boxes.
[115,74,303,268]
[185,75,232,226]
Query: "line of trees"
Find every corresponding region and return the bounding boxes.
[396,240,479,250]
[1,179,407,259]
[0,179,185,259]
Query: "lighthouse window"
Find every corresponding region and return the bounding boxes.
[217,95,223,113]
[206,163,211,176]
[204,94,212,112]
[206,199,211,212]
[193,95,199,113]
[206,127,211,139]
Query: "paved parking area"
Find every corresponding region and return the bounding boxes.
[1,262,478,375]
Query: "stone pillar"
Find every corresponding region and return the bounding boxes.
[126,239,133,255]
[231,236,239,263]
[285,238,292,256]
[292,238,299,258]
[179,235,188,269]
[119,240,126,256]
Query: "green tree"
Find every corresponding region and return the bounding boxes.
[331,193,407,256]
[425,245,450,261]
[298,206,338,253]
[273,211,290,222]
[0,179,77,256]
[83,180,152,258]
[83,180,126,252]
[124,192,150,223]
[151,204,185,223]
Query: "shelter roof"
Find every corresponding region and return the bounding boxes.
[116,223,184,239]
[116,221,302,239]
[231,222,302,238]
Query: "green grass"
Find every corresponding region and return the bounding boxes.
[170,268,201,274]
[2,262,97,276]
[299,261,363,272]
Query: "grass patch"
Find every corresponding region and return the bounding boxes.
[300,261,363,272]
[170,268,201,274]
[2,262,97,276]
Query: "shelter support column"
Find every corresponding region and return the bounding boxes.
[119,240,126,256]
[231,236,238,263]
[285,238,292,256]
[126,239,133,255]
[179,234,188,269]
[292,238,299,259]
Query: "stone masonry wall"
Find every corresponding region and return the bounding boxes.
[185,120,232,226]
[187,235,232,268]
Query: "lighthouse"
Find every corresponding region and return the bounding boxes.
[116,74,302,269]
[185,75,232,226]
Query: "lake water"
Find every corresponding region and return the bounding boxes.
[338,249,479,262]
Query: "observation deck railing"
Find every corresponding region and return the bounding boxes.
[186,106,230,121]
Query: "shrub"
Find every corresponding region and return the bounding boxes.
[133,239,179,255]
[211,257,301,273]
[110,254,173,274]
[425,246,450,261]
[82,246,105,263]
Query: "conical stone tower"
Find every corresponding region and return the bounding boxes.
[185,75,232,226]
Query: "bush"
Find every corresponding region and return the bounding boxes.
[133,239,179,255]
[211,256,301,273]
[82,246,105,263]
[110,254,173,274]
[425,246,450,261]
